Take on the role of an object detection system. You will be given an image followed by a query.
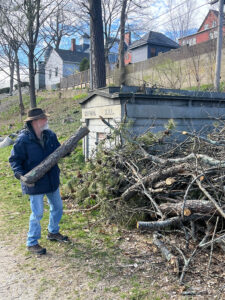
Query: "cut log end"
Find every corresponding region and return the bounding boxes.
[183,208,192,217]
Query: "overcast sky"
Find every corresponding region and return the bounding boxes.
[0,0,217,89]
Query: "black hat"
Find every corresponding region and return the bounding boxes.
[24,108,49,122]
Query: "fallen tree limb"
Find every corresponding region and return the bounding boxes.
[195,179,225,219]
[153,233,179,274]
[21,126,89,184]
[182,130,225,146]
[125,160,164,218]
[160,200,222,216]
[137,214,207,231]
[64,197,120,213]
[199,233,225,248]
[121,164,186,201]
[141,150,225,167]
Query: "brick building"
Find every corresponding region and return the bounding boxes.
[179,10,225,46]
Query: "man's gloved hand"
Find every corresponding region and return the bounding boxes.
[15,172,23,180]
[15,173,35,187]
[20,175,35,187]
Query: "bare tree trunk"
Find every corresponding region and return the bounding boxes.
[25,0,40,108]
[9,60,14,96]
[89,0,106,89]
[15,51,24,116]
[118,0,127,86]
[55,37,61,50]
[28,49,36,108]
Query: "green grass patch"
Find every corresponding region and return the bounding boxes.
[73,93,88,101]
[186,82,225,92]
[0,91,170,300]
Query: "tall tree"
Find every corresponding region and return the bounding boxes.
[101,0,121,67]
[89,0,106,88]
[0,32,25,115]
[2,0,63,108]
[118,0,127,86]
[0,1,25,114]
[0,41,15,95]
[165,0,198,42]
[41,0,82,50]
[0,2,15,95]
[24,0,41,108]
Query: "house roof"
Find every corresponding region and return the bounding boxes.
[55,49,89,63]
[80,86,225,105]
[129,31,179,50]
[197,9,222,32]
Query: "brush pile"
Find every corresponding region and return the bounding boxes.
[67,118,225,283]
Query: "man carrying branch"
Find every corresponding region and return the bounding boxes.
[9,108,69,255]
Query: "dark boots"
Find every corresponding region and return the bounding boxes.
[47,232,69,242]
[27,244,46,255]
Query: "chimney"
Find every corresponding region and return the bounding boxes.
[71,38,76,52]
[124,32,131,46]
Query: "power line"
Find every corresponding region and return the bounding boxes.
[153,3,209,29]
[128,2,210,43]
[148,0,193,23]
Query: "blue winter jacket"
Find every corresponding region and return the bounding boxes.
[9,125,61,195]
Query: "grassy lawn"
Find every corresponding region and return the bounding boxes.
[0,91,169,300]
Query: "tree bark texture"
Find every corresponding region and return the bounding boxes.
[118,0,127,85]
[22,126,89,184]
[159,200,222,216]
[9,60,14,96]
[121,164,186,201]
[152,233,179,273]
[137,214,208,231]
[26,0,41,108]
[28,48,36,108]
[89,0,106,89]
[15,51,24,116]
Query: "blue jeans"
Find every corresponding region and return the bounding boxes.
[27,188,63,246]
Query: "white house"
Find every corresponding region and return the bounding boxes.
[45,39,89,90]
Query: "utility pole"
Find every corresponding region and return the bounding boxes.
[210,0,224,91]
[89,33,93,90]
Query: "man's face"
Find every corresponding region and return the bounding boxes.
[34,117,48,132]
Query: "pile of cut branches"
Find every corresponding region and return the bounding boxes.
[67,118,225,283]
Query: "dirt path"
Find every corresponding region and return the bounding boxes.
[0,241,35,300]
[0,238,92,300]
[1,226,225,299]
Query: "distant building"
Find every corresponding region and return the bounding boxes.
[35,39,89,90]
[178,10,223,46]
[129,31,179,64]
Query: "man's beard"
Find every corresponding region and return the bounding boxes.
[40,123,49,132]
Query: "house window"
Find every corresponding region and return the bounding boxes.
[55,67,58,77]
[49,69,52,79]
[204,24,209,30]
[188,38,196,46]
[209,31,218,39]
[150,47,156,57]
[212,20,217,27]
